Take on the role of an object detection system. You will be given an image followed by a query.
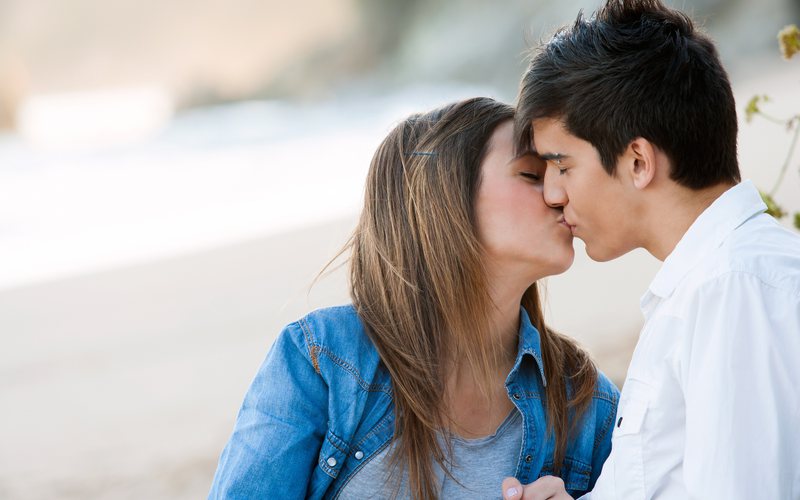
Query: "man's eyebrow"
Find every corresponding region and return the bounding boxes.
[537,152,569,161]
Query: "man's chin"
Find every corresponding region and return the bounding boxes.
[583,241,625,263]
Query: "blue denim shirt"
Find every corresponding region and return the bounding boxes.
[209,305,619,499]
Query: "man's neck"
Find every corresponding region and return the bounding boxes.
[643,182,735,261]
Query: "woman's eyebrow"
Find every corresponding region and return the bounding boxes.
[511,150,537,162]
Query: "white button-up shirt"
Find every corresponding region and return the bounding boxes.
[584,181,800,499]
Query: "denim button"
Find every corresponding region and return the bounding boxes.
[327,457,337,467]
[354,451,364,460]
[513,393,521,400]
[525,455,533,463]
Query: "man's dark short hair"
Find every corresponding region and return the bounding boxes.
[515,0,741,189]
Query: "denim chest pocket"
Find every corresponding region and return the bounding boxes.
[538,457,591,496]
[609,381,650,499]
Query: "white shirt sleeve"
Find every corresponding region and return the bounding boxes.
[680,271,800,499]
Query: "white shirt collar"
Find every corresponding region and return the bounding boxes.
[646,180,767,301]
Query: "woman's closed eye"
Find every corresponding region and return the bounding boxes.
[520,172,542,181]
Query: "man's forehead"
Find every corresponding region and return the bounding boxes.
[528,134,565,159]
[530,119,574,156]
[531,117,566,131]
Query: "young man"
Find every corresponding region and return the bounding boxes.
[502,0,800,499]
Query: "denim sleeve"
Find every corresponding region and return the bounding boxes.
[588,376,619,490]
[208,321,329,499]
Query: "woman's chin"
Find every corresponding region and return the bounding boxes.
[547,250,576,277]
[553,258,575,276]
[523,253,575,281]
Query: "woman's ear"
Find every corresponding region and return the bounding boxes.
[625,137,658,190]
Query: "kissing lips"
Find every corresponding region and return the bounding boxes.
[557,216,576,234]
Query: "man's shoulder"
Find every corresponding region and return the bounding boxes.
[727,212,800,252]
[664,214,800,309]
[665,213,800,294]
[717,214,800,293]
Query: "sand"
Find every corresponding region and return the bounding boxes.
[0,213,654,499]
[0,218,355,499]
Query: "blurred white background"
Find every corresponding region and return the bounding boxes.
[1,0,799,498]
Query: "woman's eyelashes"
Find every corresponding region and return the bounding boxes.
[520,172,542,182]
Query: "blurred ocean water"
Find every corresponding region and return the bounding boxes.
[0,84,498,291]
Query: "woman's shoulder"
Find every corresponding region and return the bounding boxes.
[583,369,620,442]
[294,304,371,352]
[288,304,389,392]
[591,369,620,406]
[297,303,361,328]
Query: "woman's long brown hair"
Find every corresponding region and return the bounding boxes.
[344,97,597,498]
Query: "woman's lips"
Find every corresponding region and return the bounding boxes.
[558,217,575,233]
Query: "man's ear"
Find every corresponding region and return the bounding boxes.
[626,138,658,190]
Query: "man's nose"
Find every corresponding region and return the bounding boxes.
[543,166,567,208]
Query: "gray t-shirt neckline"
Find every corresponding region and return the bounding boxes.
[337,408,523,499]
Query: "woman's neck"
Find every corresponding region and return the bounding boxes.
[442,274,528,437]
[483,263,533,360]
[448,281,522,383]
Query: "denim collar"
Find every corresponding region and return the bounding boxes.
[510,306,547,387]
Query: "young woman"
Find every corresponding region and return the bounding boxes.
[208,97,619,499]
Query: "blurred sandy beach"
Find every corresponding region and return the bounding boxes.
[1,216,656,499]
[0,218,355,499]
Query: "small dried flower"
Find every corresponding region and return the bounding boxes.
[745,95,769,123]
[760,191,786,219]
[778,24,800,60]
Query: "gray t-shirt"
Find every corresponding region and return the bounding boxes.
[337,409,522,499]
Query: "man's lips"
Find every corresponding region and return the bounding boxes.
[557,216,575,232]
